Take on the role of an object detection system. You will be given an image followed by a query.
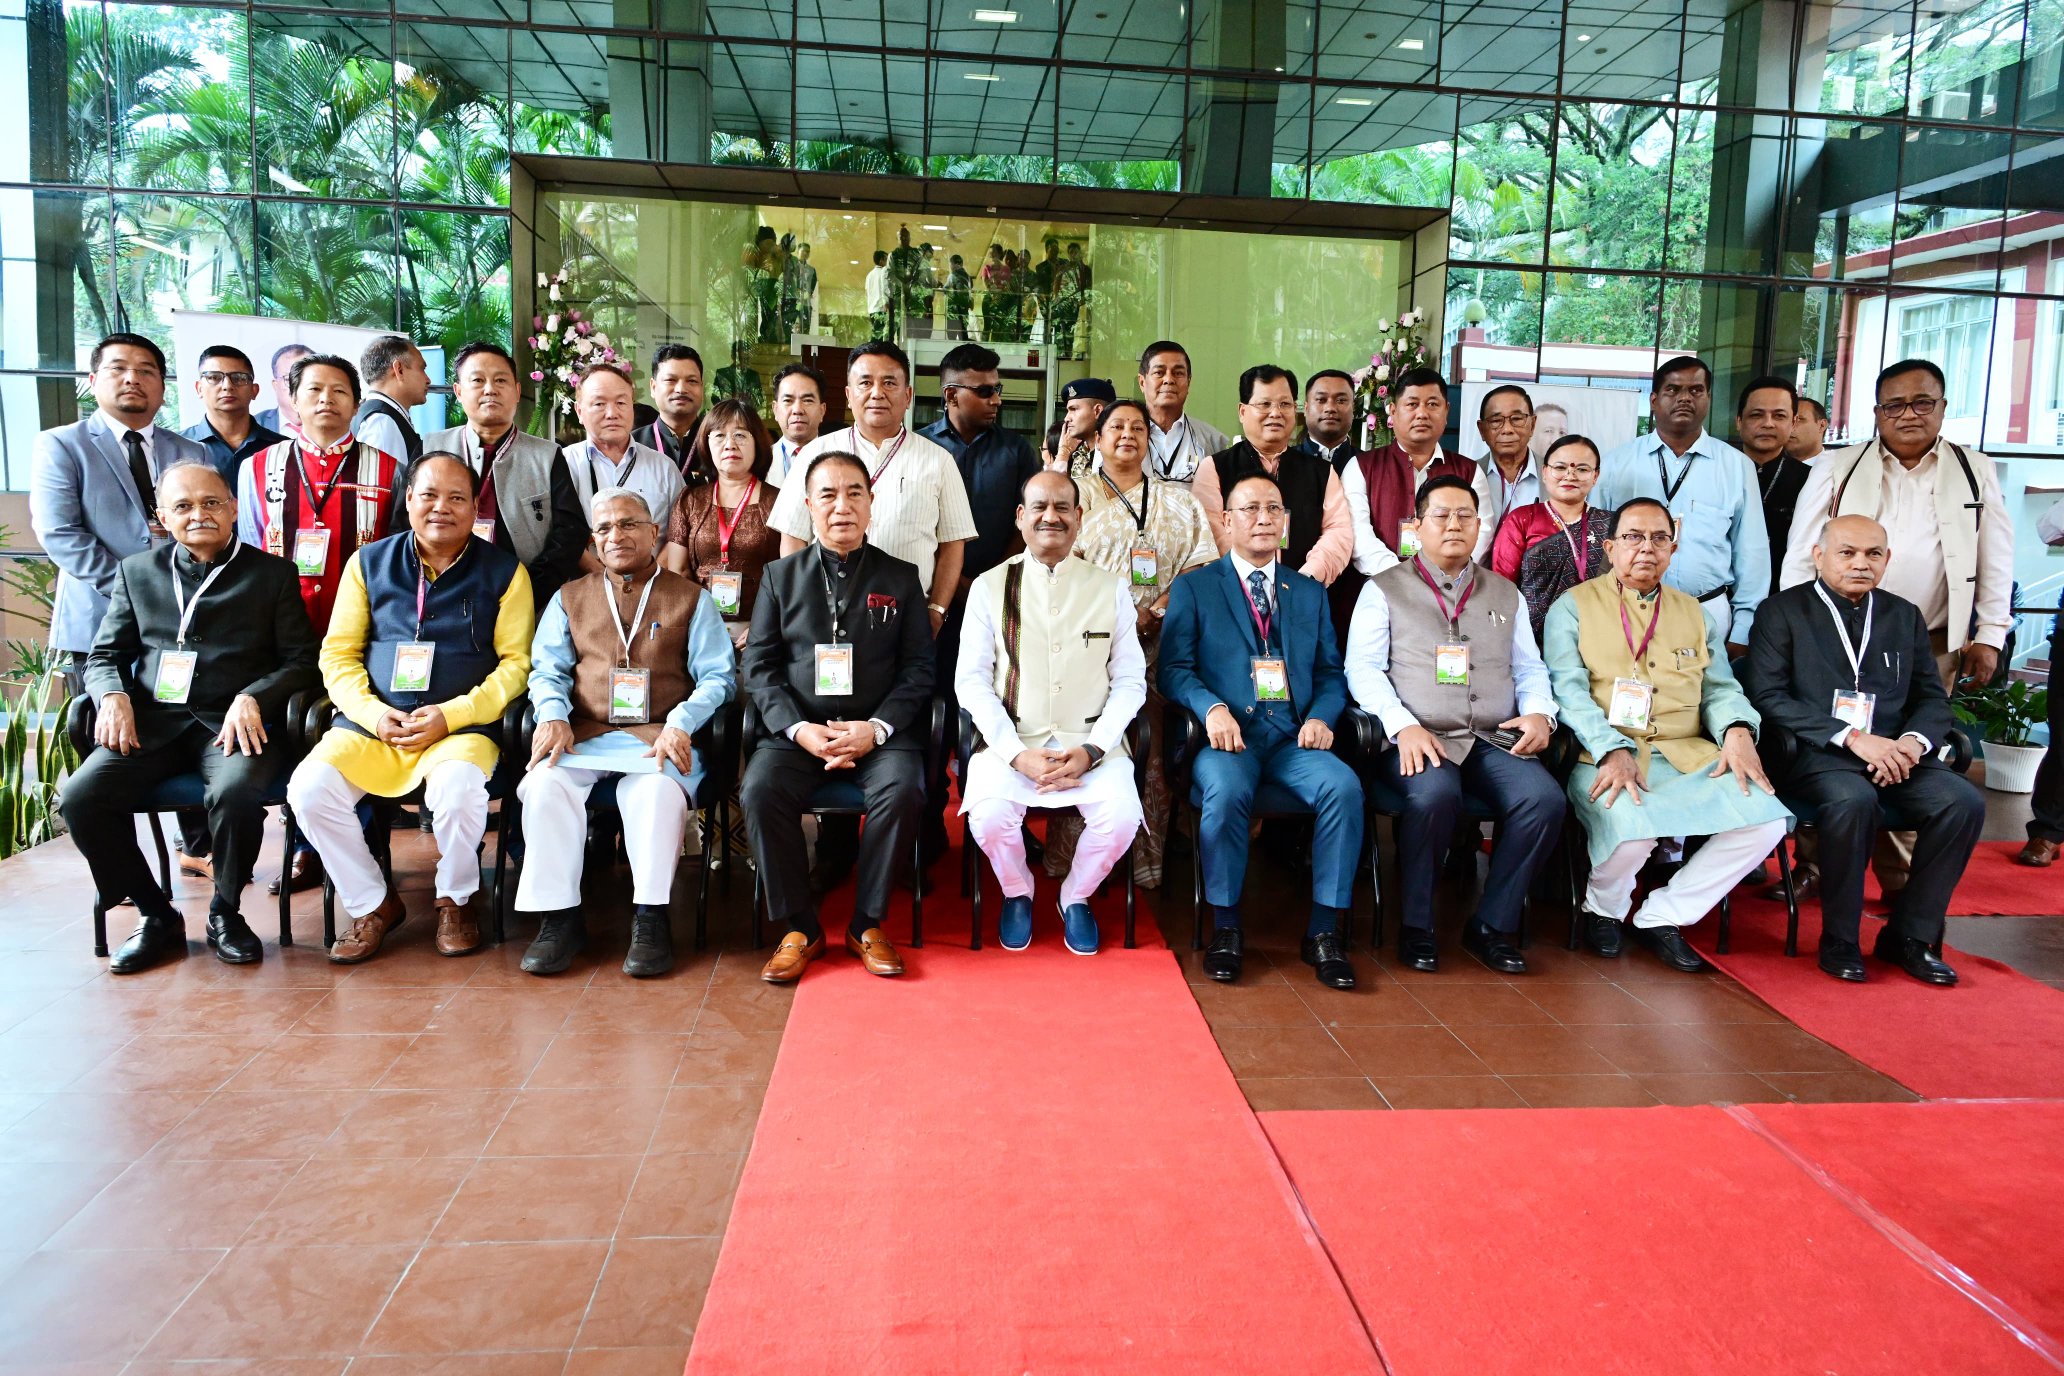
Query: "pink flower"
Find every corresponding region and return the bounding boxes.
[529,370,544,382]
[532,315,542,329]
[577,321,593,336]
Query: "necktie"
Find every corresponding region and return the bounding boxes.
[1247,568,1270,618]
[123,429,156,521]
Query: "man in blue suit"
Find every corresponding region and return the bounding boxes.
[1160,472,1362,990]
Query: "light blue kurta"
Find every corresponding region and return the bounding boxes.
[1595,429,1770,642]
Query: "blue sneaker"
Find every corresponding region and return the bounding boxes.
[1062,902,1100,956]
[998,896,1033,951]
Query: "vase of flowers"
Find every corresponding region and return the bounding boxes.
[525,267,627,440]
[1352,309,1436,449]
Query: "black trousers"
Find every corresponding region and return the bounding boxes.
[60,659,211,856]
[742,743,922,937]
[62,720,279,920]
[1788,765,1984,947]
[1375,741,1566,934]
[2029,622,2064,842]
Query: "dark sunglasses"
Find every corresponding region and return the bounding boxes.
[946,383,1003,400]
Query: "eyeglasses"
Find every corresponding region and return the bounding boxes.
[946,382,1003,399]
[1230,503,1287,519]
[164,497,230,516]
[1614,531,1676,548]
[197,370,255,386]
[1482,412,1534,430]
[1243,400,1297,414]
[1421,507,1479,526]
[1544,462,1598,477]
[591,519,650,536]
[1875,397,1943,417]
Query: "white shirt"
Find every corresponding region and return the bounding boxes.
[1477,452,1541,558]
[354,392,412,466]
[864,265,889,314]
[564,438,684,531]
[1342,570,1558,737]
[90,410,162,466]
[1777,440,2012,649]
[1339,445,1492,577]
[767,426,979,596]
[769,435,808,487]
[954,560,1147,763]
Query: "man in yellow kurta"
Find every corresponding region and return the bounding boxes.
[288,452,533,963]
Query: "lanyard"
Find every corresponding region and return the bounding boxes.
[1490,460,1526,515]
[607,568,660,668]
[864,428,909,487]
[412,542,463,636]
[1410,556,1475,634]
[1813,583,1874,689]
[715,477,757,567]
[1101,470,1149,532]
[1656,443,1696,504]
[474,427,515,517]
[296,443,355,527]
[1241,566,1275,650]
[171,543,238,646]
[1561,510,1592,580]
[1756,456,1784,502]
[587,443,635,496]
[1617,583,1661,666]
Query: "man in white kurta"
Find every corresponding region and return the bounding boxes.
[957,471,1146,954]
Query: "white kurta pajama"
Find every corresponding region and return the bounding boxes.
[956,555,1147,909]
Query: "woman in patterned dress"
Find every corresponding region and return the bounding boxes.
[1489,433,1612,641]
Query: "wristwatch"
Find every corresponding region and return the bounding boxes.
[1081,744,1106,768]
[872,720,889,747]
[927,602,947,617]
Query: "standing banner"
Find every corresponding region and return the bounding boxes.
[168,311,447,435]
[1457,380,1644,463]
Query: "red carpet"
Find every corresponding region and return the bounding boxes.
[1264,1106,2061,1376]
[686,936,1382,1372]
[1688,896,2064,1100]
[1783,838,2063,917]
[1745,1101,2064,1353]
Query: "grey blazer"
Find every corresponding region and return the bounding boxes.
[29,416,214,654]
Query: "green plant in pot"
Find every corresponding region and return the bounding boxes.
[1952,678,2049,793]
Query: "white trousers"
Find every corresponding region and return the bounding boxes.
[514,765,688,910]
[961,750,1143,908]
[287,760,488,918]
[1586,818,1786,929]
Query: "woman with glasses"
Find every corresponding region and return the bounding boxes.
[662,399,780,652]
[1490,434,1613,639]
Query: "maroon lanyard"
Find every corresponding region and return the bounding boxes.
[1410,556,1475,634]
[1618,588,1660,664]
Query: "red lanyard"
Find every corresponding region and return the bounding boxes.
[1410,556,1475,634]
[1561,510,1591,580]
[475,428,515,521]
[866,429,909,486]
[414,569,429,635]
[714,477,757,568]
[1618,586,1660,664]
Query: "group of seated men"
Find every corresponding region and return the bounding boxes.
[49,332,1990,994]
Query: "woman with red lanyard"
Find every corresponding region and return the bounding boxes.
[662,398,780,651]
[1489,433,1613,641]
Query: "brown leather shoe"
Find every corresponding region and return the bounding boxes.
[1763,865,1818,902]
[845,926,904,977]
[434,896,482,956]
[268,850,324,896]
[2016,838,2059,868]
[760,931,825,984]
[177,850,213,880]
[328,891,406,964]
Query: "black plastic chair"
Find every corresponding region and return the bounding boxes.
[499,697,738,952]
[301,694,527,947]
[956,708,1151,951]
[65,692,316,958]
[740,696,950,949]
[1161,702,1373,952]
[1737,725,1976,957]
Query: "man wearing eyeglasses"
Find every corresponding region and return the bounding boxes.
[1473,385,1540,557]
[63,461,319,973]
[1193,365,1356,587]
[182,345,286,486]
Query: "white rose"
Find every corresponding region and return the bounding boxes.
[1377,317,1392,332]
[537,272,548,287]
[557,365,575,383]
[1375,364,1391,382]
[546,313,560,332]
[594,333,610,350]
[1402,309,1421,327]
[549,283,563,302]
[564,327,579,344]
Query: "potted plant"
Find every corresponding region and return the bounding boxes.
[1952,678,2049,793]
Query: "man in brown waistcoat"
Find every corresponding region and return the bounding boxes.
[514,486,737,977]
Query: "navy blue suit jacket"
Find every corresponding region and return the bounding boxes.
[1158,555,1348,730]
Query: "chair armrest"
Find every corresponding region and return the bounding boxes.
[518,701,539,739]
[1542,724,1581,782]
[1125,712,1151,771]
[741,697,764,755]
[283,690,317,757]
[1760,723,1803,780]
[303,695,337,751]
[927,695,951,790]
[493,695,527,750]
[65,693,95,759]
[1944,726,1974,774]
[957,708,978,778]
[1340,706,1386,771]
[704,696,739,780]
[1163,701,1203,798]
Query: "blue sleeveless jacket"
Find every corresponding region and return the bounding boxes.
[347,531,522,738]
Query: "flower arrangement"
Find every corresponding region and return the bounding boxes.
[1352,308,1436,448]
[525,267,626,438]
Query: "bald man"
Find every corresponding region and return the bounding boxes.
[1744,515,1978,986]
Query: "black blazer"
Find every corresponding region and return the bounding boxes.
[743,543,935,750]
[1743,580,1954,779]
[84,541,321,750]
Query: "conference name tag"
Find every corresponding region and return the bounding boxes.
[1833,689,1876,735]
[609,667,651,724]
[292,527,331,577]
[815,643,854,697]
[154,649,198,705]
[1608,677,1653,732]
[1252,656,1289,702]
[1435,642,1470,686]
[710,570,744,617]
[1129,543,1159,586]
[391,641,436,694]
[472,518,497,544]
[1398,519,1421,558]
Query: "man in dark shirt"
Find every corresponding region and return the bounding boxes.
[182,344,287,485]
[1738,375,1810,587]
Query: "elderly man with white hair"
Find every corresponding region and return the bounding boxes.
[514,486,736,978]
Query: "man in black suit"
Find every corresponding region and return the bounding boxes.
[62,462,321,972]
[1745,514,1980,986]
[742,450,935,984]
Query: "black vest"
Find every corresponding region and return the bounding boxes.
[1212,441,1328,573]
[354,393,422,462]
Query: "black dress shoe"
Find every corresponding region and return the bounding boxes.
[622,908,674,978]
[109,916,187,974]
[520,913,586,975]
[1300,932,1356,990]
[1396,928,1439,972]
[1872,931,1958,986]
[1817,938,1866,983]
[1201,927,1244,983]
[1638,925,1707,972]
[1585,912,1623,958]
[206,913,263,964]
[268,849,324,896]
[1462,921,1527,975]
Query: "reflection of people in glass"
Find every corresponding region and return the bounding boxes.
[888,225,922,338]
[865,250,890,341]
[742,226,785,345]
[710,342,766,418]
[1530,402,1569,461]
[980,245,1009,341]
[1051,242,1089,361]
[781,240,816,337]
[1032,238,1061,342]
[945,254,973,340]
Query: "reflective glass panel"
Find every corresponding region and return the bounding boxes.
[1781,116,1900,282]
[252,9,395,201]
[398,21,508,207]
[929,0,1058,60]
[1553,102,1673,273]
[1563,0,1682,103]
[1061,0,1184,67]
[1446,265,1545,351]
[1450,99,1552,267]
[107,5,252,194]
[926,57,1056,181]
[399,207,511,360]
[1443,0,1559,95]
[0,188,115,370]
[1678,109,1784,275]
[1056,70,1183,187]
[792,49,926,174]
[1315,0,1439,85]
[1309,87,1454,207]
[110,193,257,358]
[1891,123,2012,288]
[1801,0,1915,117]
[510,29,650,159]
[256,198,397,328]
[1909,0,2026,126]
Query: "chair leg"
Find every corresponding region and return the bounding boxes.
[1564,824,1584,952]
[695,808,712,953]
[968,842,984,951]
[1718,895,1732,954]
[1124,840,1137,950]
[909,825,924,949]
[278,806,298,948]
[1371,817,1391,955]
[719,798,734,895]
[93,900,109,959]
[149,812,172,895]
[491,798,513,946]
[1776,837,1800,958]
[1189,806,1205,953]
[751,869,766,950]
[321,872,337,949]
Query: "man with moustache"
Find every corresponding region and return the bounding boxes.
[1192,366,1356,587]
[957,471,1146,954]
[182,344,286,485]
[1474,384,1541,554]
[1137,341,1231,484]
[1341,368,1486,580]
[1735,376,1807,588]
[638,344,706,478]
[1294,369,1361,474]
[63,462,320,972]
[767,362,828,485]
[565,366,683,558]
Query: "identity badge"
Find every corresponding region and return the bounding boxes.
[1251,656,1290,702]
[1833,689,1876,735]
[1398,520,1421,558]
[815,643,854,696]
[471,518,497,544]
[292,527,331,577]
[710,571,744,617]
[1608,677,1654,732]
[1129,543,1159,586]
[1435,642,1470,686]
[391,641,436,694]
[154,649,198,705]
[610,666,651,724]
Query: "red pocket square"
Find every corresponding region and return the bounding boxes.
[867,593,897,609]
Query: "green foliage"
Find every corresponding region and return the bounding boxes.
[1953,678,2049,748]
[0,671,76,860]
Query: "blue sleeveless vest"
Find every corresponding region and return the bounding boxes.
[348,532,521,738]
